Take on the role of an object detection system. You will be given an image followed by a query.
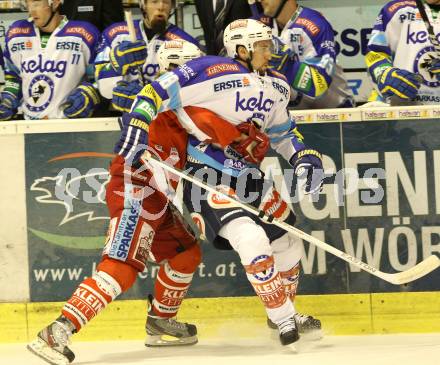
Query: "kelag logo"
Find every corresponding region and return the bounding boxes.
[28,151,114,250]
[235,91,274,112]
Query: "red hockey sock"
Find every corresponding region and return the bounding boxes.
[62,259,138,331]
[151,244,201,318]
[151,262,194,318]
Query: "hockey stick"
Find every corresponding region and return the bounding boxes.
[248,0,261,17]
[141,152,440,285]
[415,0,440,55]
[124,10,145,85]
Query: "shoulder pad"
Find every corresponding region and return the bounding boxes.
[385,0,417,16]
[175,56,244,85]
[7,20,35,40]
[294,7,333,38]
[104,21,129,40]
[164,24,199,45]
[201,56,244,78]
[61,20,99,45]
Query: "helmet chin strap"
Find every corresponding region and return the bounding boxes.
[246,52,254,73]
[41,4,58,29]
[241,50,265,75]
[273,0,289,19]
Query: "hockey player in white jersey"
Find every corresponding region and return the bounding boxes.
[0,0,101,120]
[366,0,440,105]
[95,0,200,112]
[113,18,324,346]
[112,39,203,112]
[253,0,354,109]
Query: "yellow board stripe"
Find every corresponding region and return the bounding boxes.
[1,292,440,343]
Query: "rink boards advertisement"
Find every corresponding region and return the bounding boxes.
[25,119,440,302]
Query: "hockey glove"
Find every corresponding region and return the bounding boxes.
[231,122,270,164]
[290,149,324,195]
[114,113,149,165]
[62,82,101,119]
[0,91,19,121]
[269,38,295,73]
[110,40,147,76]
[377,67,421,100]
[428,58,440,81]
[112,80,143,113]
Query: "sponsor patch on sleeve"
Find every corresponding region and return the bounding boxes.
[108,25,129,39]
[7,26,32,38]
[165,31,183,40]
[295,17,320,36]
[206,63,240,77]
[65,26,95,44]
[387,1,417,14]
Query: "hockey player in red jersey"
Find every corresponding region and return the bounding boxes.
[26,40,249,365]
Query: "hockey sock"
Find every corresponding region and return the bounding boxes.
[272,233,302,308]
[219,217,295,324]
[62,259,138,331]
[279,263,300,302]
[243,255,294,324]
[151,261,195,318]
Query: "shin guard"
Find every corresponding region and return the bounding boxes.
[152,261,194,318]
[62,271,122,331]
[279,263,300,301]
[243,255,293,324]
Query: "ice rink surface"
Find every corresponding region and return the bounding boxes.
[1,333,440,365]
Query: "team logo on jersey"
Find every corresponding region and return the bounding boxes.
[235,91,274,112]
[21,54,67,78]
[25,75,55,113]
[414,46,440,88]
[406,24,440,45]
[142,63,160,78]
[248,255,275,281]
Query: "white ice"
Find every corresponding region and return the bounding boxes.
[1,333,440,365]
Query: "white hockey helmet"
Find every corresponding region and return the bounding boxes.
[22,0,64,9]
[158,40,203,72]
[223,19,273,58]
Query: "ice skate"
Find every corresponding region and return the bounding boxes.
[267,312,322,340]
[277,317,299,346]
[27,316,75,365]
[145,296,198,347]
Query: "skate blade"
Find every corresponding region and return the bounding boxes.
[27,338,70,365]
[145,334,198,347]
[285,342,298,353]
[301,329,323,341]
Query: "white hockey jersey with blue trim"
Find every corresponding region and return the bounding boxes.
[367,0,440,104]
[4,17,99,119]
